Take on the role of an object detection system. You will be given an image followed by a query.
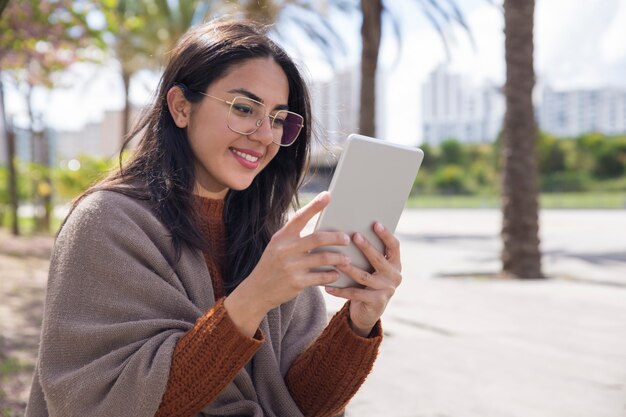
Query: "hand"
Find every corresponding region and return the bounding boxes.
[225,192,351,336]
[325,222,402,337]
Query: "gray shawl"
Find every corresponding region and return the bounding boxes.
[26,190,327,417]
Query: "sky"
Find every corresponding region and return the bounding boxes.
[5,0,626,147]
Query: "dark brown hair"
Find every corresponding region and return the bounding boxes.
[73,19,312,292]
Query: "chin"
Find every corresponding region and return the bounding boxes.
[228,178,256,191]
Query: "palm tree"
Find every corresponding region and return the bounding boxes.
[500,0,543,278]
[357,0,472,137]
[359,0,382,137]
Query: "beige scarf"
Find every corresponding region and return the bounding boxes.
[26,190,327,417]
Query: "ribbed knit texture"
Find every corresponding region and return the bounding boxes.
[156,195,382,417]
[155,299,264,417]
[194,197,227,299]
[286,302,382,417]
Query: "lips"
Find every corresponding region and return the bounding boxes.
[230,147,263,168]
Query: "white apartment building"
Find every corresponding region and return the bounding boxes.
[538,87,626,137]
[422,66,626,144]
[421,65,504,144]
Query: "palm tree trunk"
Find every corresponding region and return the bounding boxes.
[0,75,19,235]
[501,0,543,278]
[359,0,382,137]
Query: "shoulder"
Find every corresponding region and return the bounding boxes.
[57,190,175,261]
[69,189,153,224]
[63,190,160,234]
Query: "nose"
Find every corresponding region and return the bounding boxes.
[248,116,274,145]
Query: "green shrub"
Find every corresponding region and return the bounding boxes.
[433,164,471,194]
[541,172,591,192]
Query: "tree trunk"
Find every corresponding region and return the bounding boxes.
[359,0,382,137]
[501,0,543,278]
[122,70,131,147]
[0,75,19,235]
[39,129,52,233]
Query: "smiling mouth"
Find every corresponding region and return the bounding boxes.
[230,148,261,163]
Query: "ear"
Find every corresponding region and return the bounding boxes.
[166,85,192,128]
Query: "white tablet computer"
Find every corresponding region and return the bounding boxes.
[312,134,424,288]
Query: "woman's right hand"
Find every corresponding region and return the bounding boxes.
[224,192,351,336]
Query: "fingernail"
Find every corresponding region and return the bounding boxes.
[375,222,384,232]
[343,234,350,244]
[354,233,364,244]
[343,255,351,264]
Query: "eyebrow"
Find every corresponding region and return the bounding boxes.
[227,88,289,111]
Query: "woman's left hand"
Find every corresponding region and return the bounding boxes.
[325,222,402,337]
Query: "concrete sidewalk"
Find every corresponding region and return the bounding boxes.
[327,209,626,417]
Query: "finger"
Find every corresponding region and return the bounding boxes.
[284,192,330,234]
[302,270,340,287]
[335,263,386,290]
[325,286,384,304]
[373,222,402,269]
[302,251,351,270]
[352,232,388,272]
[299,231,350,253]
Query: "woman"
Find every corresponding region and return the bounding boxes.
[26,19,402,417]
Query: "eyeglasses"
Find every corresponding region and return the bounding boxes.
[181,85,304,147]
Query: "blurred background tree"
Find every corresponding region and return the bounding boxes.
[0,0,106,234]
[100,0,221,146]
[357,0,473,137]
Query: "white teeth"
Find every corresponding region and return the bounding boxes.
[231,148,260,162]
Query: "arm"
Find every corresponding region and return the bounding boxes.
[285,302,382,417]
[154,298,263,417]
[287,221,403,417]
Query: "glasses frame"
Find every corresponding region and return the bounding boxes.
[192,89,304,147]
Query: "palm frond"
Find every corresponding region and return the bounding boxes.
[416,0,452,60]
[381,5,402,67]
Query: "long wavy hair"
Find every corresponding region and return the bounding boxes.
[72,19,312,292]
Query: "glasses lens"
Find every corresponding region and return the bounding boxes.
[227,97,265,134]
[272,111,304,146]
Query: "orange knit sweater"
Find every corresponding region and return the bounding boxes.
[155,197,382,417]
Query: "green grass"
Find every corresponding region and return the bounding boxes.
[0,357,25,377]
[407,191,626,209]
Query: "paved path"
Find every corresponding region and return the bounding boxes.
[0,232,51,415]
[322,209,626,417]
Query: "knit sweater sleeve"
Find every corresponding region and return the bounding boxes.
[155,298,264,417]
[285,301,382,417]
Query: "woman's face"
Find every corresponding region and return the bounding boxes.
[186,57,290,198]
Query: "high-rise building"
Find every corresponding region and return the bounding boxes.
[421,65,504,144]
[538,87,626,137]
